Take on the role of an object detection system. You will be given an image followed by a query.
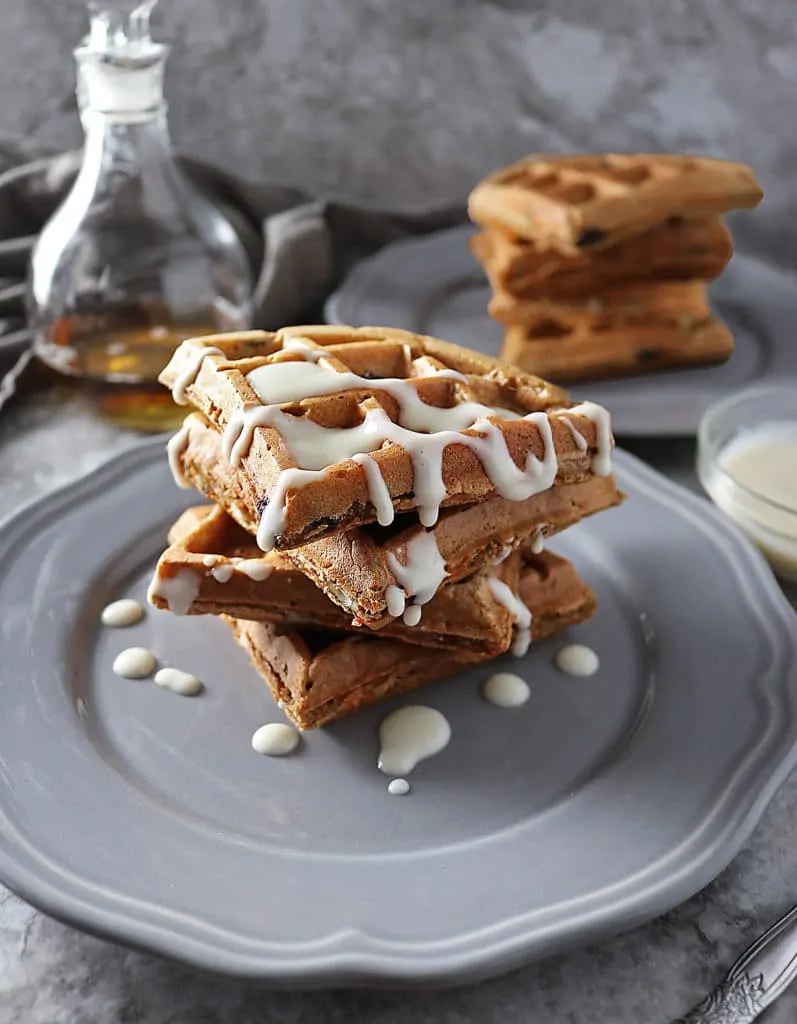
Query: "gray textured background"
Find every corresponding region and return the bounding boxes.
[3,2,797,1022]
[3,0,796,259]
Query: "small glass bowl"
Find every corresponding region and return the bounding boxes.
[697,383,797,583]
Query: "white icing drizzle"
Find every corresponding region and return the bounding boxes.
[386,532,448,624]
[352,452,395,526]
[482,672,531,707]
[488,578,532,657]
[280,337,329,362]
[217,347,611,551]
[388,778,410,796]
[413,360,467,383]
[378,706,451,776]
[154,667,203,696]
[256,466,329,551]
[201,555,217,567]
[234,559,274,581]
[385,585,407,618]
[171,344,224,404]
[147,567,200,615]
[561,416,588,452]
[101,599,144,627]
[252,723,301,756]
[531,530,545,555]
[166,419,192,488]
[113,647,156,679]
[230,399,559,542]
[491,543,514,565]
[555,644,600,677]
[567,402,613,476]
[245,360,514,433]
[402,605,423,627]
[210,564,235,583]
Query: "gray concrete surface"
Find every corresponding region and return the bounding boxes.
[3,2,797,1021]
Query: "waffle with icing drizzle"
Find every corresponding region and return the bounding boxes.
[224,547,597,730]
[148,505,523,657]
[169,412,621,627]
[159,325,614,553]
[468,153,762,254]
[470,217,734,301]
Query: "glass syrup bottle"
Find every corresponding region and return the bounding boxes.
[27,0,253,431]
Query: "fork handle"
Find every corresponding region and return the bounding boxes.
[673,905,797,1023]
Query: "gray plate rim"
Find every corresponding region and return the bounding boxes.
[0,439,795,985]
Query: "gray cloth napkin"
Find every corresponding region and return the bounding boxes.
[0,135,463,408]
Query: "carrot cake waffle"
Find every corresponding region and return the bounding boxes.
[159,325,615,551]
[168,411,621,627]
[224,546,597,729]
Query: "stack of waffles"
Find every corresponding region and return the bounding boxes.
[148,325,623,729]
[468,153,763,382]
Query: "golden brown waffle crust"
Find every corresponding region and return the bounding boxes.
[225,548,597,729]
[501,318,733,383]
[159,325,614,551]
[174,413,622,625]
[468,153,762,253]
[470,218,734,300]
[488,279,712,328]
[149,505,521,656]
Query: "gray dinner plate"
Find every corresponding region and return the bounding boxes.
[325,225,797,437]
[0,439,795,987]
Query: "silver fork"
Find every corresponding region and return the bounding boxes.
[674,904,797,1022]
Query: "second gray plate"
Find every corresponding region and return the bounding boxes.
[0,440,795,986]
[325,225,797,437]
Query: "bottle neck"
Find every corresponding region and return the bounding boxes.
[81,104,176,173]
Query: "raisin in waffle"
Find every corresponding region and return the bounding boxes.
[502,316,733,383]
[471,217,734,301]
[225,547,597,729]
[468,153,761,253]
[488,279,712,328]
[148,505,522,657]
[172,412,622,627]
[159,325,614,551]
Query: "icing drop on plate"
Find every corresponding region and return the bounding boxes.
[252,723,301,756]
[555,644,600,677]
[378,705,451,776]
[101,599,144,628]
[154,667,203,696]
[147,568,200,615]
[388,778,410,796]
[481,672,530,707]
[113,647,156,679]
[488,578,532,656]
